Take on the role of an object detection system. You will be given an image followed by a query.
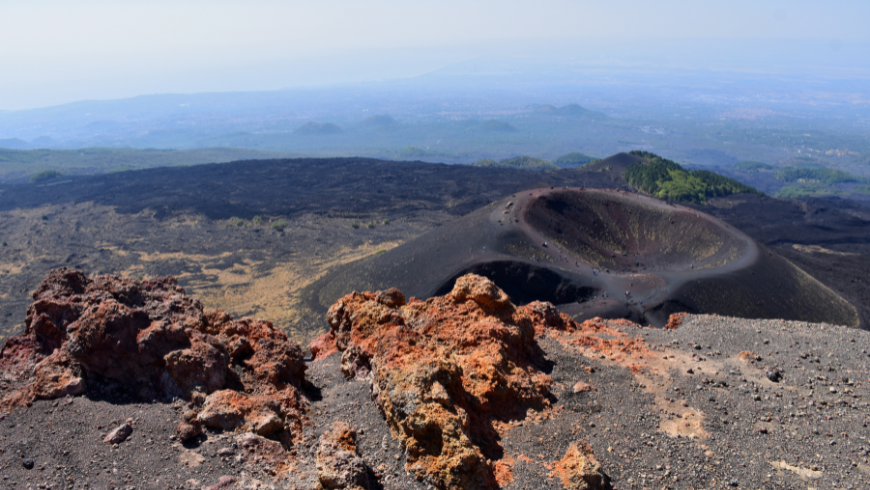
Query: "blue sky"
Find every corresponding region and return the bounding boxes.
[3,0,869,110]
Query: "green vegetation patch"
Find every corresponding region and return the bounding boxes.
[270,219,289,230]
[29,170,62,183]
[554,152,598,168]
[626,151,759,204]
[775,167,861,185]
[473,156,558,170]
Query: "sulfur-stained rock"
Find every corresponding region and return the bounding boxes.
[0,268,309,448]
[552,441,609,490]
[314,274,557,490]
[316,422,370,490]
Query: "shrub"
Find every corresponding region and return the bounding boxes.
[270,219,288,230]
[351,222,360,229]
[366,222,376,229]
[252,215,263,225]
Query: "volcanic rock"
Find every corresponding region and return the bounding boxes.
[0,268,308,446]
[316,421,370,490]
[177,410,203,441]
[102,421,133,444]
[315,274,557,490]
[552,441,609,490]
[572,382,596,394]
[236,432,288,473]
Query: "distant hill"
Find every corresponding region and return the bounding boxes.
[293,122,343,135]
[360,115,397,127]
[0,147,300,183]
[553,152,597,168]
[626,151,759,204]
[0,138,31,150]
[473,156,558,170]
[526,104,606,119]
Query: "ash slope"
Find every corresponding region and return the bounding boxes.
[303,187,859,329]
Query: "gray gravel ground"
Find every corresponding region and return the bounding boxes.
[2,313,869,489]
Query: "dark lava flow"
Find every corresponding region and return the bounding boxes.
[303,188,859,329]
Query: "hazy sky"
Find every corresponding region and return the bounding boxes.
[3,0,870,110]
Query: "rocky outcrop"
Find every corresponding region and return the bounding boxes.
[313,274,556,490]
[0,268,308,446]
[316,422,370,490]
[552,441,609,490]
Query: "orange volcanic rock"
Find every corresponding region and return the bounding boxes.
[316,422,371,490]
[552,441,609,490]
[664,313,684,330]
[314,274,556,490]
[0,268,307,446]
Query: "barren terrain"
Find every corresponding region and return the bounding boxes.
[1,155,869,345]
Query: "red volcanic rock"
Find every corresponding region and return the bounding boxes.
[0,268,308,447]
[314,274,556,490]
[522,300,578,335]
[552,441,609,490]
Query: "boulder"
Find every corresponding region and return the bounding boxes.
[0,268,309,448]
[314,274,558,490]
[552,441,609,490]
[316,422,370,490]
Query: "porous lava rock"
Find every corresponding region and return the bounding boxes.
[0,268,307,446]
[552,441,610,490]
[313,274,557,490]
[316,421,371,490]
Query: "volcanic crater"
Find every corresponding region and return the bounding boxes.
[304,187,858,330]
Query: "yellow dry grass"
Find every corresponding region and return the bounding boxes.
[111,241,403,343]
[792,244,857,256]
